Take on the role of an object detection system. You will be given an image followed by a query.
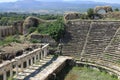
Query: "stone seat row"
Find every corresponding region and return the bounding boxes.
[76,60,120,79]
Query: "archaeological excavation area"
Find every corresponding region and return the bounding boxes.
[1,8,120,80]
[1,20,120,80]
[62,20,120,80]
[1,19,120,80]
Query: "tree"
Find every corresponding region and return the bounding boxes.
[114,8,119,11]
[80,14,88,19]
[37,17,65,41]
[87,8,94,19]
[28,27,36,33]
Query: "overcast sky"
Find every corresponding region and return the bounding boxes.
[0,0,119,4]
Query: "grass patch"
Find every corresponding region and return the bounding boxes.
[30,38,41,43]
[115,60,120,64]
[0,36,21,46]
[104,54,113,59]
[57,66,118,80]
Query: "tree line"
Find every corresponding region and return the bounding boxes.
[0,12,61,26]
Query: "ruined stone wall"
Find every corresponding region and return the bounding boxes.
[94,6,113,13]
[13,21,24,34]
[103,12,120,19]
[0,16,48,38]
[0,26,15,38]
[0,24,23,38]
[31,34,56,46]
[62,20,120,64]
[64,12,81,21]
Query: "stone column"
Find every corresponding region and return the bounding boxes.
[38,52,40,60]
[14,59,19,77]
[44,48,48,57]
[31,58,33,65]
[43,48,46,57]
[16,63,18,77]
[21,63,23,72]
[46,47,48,56]
[34,55,37,63]
[3,69,7,80]
[10,67,13,78]
[41,51,43,59]
[27,59,29,68]
[36,53,38,61]
[39,52,41,60]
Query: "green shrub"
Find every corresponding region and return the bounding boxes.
[114,8,119,11]
[87,8,94,19]
[58,66,118,80]
[37,23,50,34]
[28,27,37,33]
[0,36,21,46]
[80,14,88,19]
[30,39,40,43]
[37,17,65,41]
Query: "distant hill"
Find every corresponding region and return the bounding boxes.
[0,0,120,14]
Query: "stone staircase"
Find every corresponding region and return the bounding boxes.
[62,21,91,58]
[83,22,120,60]
[100,27,120,64]
[62,20,120,64]
[30,56,72,80]
[14,56,54,80]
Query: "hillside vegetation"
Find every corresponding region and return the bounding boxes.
[0,13,61,26]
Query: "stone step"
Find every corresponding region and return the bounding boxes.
[14,56,53,80]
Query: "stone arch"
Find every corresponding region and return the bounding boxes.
[23,16,46,34]
[94,6,113,14]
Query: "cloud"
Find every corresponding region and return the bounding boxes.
[0,0,17,2]
[63,0,75,1]
[0,0,119,4]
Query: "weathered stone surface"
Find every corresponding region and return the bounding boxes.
[103,12,120,19]
[31,34,56,46]
[0,53,2,63]
[0,26,16,37]
[94,6,113,13]
[62,20,120,62]
[0,43,32,60]
[30,56,72,80]
[0,16,49,37]
[0,44,49,80]
[62,20,91,57]
[12,21,24,34]
[23,16,46,34]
